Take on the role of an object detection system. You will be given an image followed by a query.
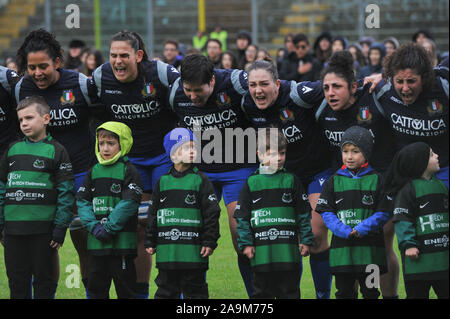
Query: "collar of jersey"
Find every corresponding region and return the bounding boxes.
[24,134,52,144]
[337,162,373,178]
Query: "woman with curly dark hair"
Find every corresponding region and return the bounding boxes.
[14,28,96,298]
[374,43,449,187]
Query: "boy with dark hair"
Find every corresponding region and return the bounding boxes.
[0,95,74,299]
[234,128,314,298]
[144,127,220,299]
[76,121,143,299]
[315,126,391,299]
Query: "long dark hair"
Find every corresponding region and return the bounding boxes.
[383,43,435,92]
[16,28,64,76]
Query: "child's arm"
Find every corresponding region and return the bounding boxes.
[294,177,314,249]
[315,177,353,239]
[0,149,8,238]
[233,182,254,251]
[392,183,420,254]
[144,179,161,252]
[52,145,75,247]
[102,164,143,235]
[199,174,221,252]
[352,176,393,237]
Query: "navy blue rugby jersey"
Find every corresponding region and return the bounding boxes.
[373,74,449,167]
[169,68,253,173]
[0,66,20,156]
[315,84,396,172]
[242,80,331,179]
[14,68,95,174]
[91,60,179,157]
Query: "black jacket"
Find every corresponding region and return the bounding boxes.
[278,52,321,82]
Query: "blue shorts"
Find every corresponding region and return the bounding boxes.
[436,166,449,189]
[129,153,173,192]
[74,171,88,194]
[204,165,258,206]
[301,168,334,195]
[70,171,88,231]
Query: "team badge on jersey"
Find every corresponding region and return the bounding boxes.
[60,89,75,105]
[427,100,443,115]
[357,106,372,124]
[279,108,295,122]
[216,92,231,107]
[142,83,157,98]
[33,159,45,169]
[185,194,196,205]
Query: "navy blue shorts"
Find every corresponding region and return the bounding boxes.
[204,165,258,206]
[129,153,173,192]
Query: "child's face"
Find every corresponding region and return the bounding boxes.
[425,148,440,175]
[17,104,50,142]
[172,141,197,164]
[258,148,286,170]
[98,135,120,160]
[342,143,366,170]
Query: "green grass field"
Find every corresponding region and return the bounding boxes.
[0,200,437,299]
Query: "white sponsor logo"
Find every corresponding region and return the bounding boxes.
[335,198,344,204]
[7,190,45,202]
[160,197,167,203]
[158,228,199,241]
[255,228,295,241]
[184,109,237,128]
[252,198,262,204]
[424,235,449,248]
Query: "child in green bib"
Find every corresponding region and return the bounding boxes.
[384,142,448,299]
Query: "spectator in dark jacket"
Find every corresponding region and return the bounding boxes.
[357,42,386,80]
[313,32,333,70]
[278,33,321,82]
[235,31,252,69]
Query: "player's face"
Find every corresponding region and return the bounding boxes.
[183,76,215,107]
[258,148,286,170]
[393,68,423,105]
[425,148,440,175]
[323,72,356,111]
[17,104,50,142]
[110,41,143,83]
[341,144,366,170]
[248,69,280,110]
[98,135,121,160]
[27,51,61,89]
[173,141,197,164]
